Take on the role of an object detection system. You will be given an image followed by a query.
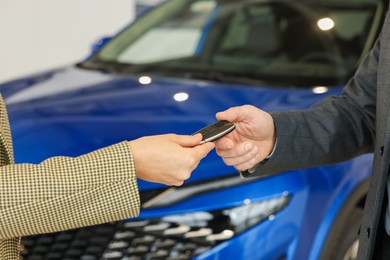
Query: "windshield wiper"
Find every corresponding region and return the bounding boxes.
[78,60,271,86]
[77,60,132,74]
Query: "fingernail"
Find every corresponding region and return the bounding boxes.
[245,142,253,151]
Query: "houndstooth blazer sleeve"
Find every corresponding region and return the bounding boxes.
[0,96,140,259]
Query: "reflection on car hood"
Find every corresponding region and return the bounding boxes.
[0,66,342,190]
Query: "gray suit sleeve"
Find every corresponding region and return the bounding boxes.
[251,35,380,177]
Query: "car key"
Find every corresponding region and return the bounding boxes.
[192,120,235,144]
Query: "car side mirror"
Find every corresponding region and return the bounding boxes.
[84,36,112,61]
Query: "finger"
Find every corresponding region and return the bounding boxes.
[214,136,234,150]
[216,141,256,158]
[234,157,261,171]
[222,146,259,167]
[192,142,215,160]
[216,105,250,122]
[174,134,203,147]
[172,180,184,187]
[188,143,214,172]
[216,107,240,122]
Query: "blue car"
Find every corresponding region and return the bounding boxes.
[1,0,386,259]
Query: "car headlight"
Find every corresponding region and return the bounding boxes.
[102,195,290,259]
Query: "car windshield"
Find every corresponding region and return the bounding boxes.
[87,0,382,87]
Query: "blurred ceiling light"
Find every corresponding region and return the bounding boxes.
[312,86,329,94]
[139,76,152,85]
[317,17,335,31]
[174,92,189,102]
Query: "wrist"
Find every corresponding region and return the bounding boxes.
[128,140,141,177]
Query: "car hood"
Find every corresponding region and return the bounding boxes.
[0,66,342,190]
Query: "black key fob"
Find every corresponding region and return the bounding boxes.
[192,120,235,144]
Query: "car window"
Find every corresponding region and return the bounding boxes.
[91,0,382,87]
[118,1,217,63]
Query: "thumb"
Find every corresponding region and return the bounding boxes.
[192,142,215,160]
[216,106,244,122]
[174,134,203,147]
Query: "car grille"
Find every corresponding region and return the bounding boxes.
[20,220,212,260]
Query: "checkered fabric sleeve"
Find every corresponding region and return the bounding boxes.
[0,93,141,259]
[0,141,140,238]
[0,141,140,259]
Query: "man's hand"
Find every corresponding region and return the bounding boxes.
[214,105,276,171]
[129,134,214,186]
